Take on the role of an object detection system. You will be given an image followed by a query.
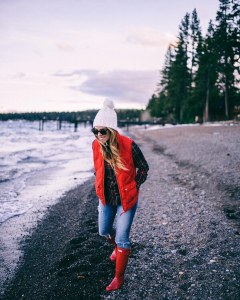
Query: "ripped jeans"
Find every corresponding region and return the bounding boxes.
[98,200,138,249]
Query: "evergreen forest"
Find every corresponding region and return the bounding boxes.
[147,0,240,123]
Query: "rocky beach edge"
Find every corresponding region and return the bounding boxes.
[2,123,240,300]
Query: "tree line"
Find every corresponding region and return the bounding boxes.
[147,0,240,123]
[0,109,142,125]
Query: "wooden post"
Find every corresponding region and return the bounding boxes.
[57,119,62,130]
[41,117,46,131]
[39,119,44,131]
[74,121,78,132]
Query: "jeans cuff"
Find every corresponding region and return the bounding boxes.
[116,241,131,249]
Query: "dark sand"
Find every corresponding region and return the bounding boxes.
[1,180,114,300]
[2,124,240,300]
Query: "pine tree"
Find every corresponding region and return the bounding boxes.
[146,94,161,118]
[188,9,203,121]
[171,13,191,122]
[215,0,238,119]
[190,9,202,82]
[230,0,240,79]
[158,45,175,119]
[194,20,219,122]
[147,45,176,121]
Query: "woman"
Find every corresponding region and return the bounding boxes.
[92,99,149,292]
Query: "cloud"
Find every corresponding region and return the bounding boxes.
[54,69,98,77]
[66,69,159,107]
[126,27,176,48]
[55,42,75,52]
[0,72,26,80]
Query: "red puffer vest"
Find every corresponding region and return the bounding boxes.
[92,132,139,212]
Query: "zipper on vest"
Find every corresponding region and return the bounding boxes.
[102,161,106,205]
[115,171,126,213]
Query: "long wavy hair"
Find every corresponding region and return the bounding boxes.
[98,128,128,172]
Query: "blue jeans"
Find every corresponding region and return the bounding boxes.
[98,200,138,249]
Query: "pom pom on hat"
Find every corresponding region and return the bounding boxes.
[103,99,114,109]
[93,99,118,130]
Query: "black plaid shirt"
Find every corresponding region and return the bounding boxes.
[104,141,149,206]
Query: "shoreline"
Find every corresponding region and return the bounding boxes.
[0,169,93,295]
[0,120,93,293]
[2,124,240,299]
[2,179,111,299]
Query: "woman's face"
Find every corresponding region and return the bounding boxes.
[94,126,110,143]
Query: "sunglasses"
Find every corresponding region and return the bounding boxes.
[91,128,109,135]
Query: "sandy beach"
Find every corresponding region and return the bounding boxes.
[2,124,240,300]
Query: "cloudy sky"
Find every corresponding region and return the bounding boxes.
[0,0,219,112]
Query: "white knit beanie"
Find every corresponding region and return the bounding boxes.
[93,99,118,130]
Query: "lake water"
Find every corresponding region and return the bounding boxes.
[0,120,94,294]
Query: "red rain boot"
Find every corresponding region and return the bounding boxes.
[106,247,131,292]
[110,248,117,262]
[106,234,117,262]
